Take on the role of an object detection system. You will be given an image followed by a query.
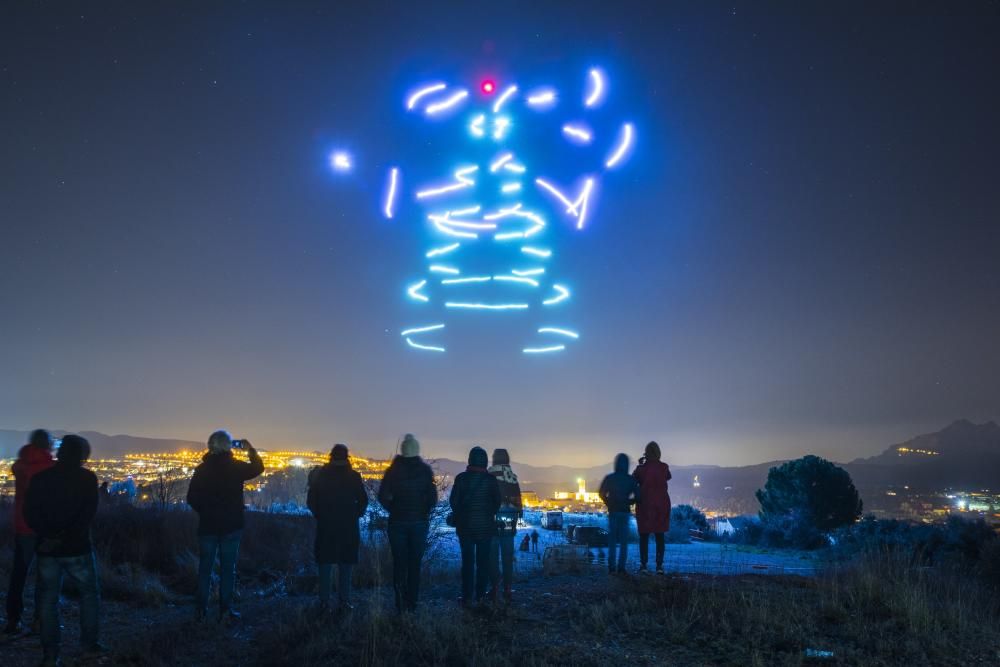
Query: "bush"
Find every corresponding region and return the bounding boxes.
[755,455,862,548]
[832,515,999,572]
[667,504,709,543]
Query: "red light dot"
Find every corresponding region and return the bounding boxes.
[481,80,495,94]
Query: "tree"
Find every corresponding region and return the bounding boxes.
[153,473,182,510]
[756,455,862,533]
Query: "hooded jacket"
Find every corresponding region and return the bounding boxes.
[377,455,437,523]
[24,461,99,557]
[186,448,264,536]
[599,454,640,514]
[450,465,501,541]
[12,444,56,536]
[633,454,672,534]
[307,461,369,564]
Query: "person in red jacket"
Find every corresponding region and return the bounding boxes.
[632,441,671,573]
[4,429,56,635]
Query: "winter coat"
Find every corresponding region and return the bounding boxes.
[488,464,523,515]
[377,456,437,524]
[599,454,640,514]
[24,462,99,557]
[449,466,501,541]
[12,444,55,535]
[633,458,672,534]
[186,449,264,536]
[307,462,369,564]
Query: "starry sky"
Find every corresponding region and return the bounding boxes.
[1,2,998,466]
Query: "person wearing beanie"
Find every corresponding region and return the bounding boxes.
[449,446,501,606]
[377,434,436,612]
[185,430,264,621]
[399,433,420,458]
[633,441,672,573]
[307,444,368,611]
[24,434,103,663]
[599,453,640,574]
[487,448,522,602]
[4,429,55,635]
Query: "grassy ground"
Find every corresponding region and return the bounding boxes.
[1,506,998,666]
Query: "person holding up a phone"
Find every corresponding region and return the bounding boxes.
[186,430,264,621]
[632,441,672,573]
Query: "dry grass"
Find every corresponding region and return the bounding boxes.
[241,547,1000,667]
[3,503,998,666]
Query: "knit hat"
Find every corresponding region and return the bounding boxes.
[331,443,349,461]
[644,441,661,462]
[400,433,420,458]
[468,446,488,468]
[492,448,510,466]
[208,430,233,453]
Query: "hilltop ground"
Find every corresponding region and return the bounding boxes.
[1,508,998,666]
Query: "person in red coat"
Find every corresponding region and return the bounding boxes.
[4,429,56,635]
[632,441,671,573]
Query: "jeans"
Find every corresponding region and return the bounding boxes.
[459,537,492,602]
[197,531,241,615]
[37,552,100,658]
[6,535,40,626]
[607,513,631,572]
[317,563,353,606]
[639,532,665,568]
[387,521,428,611]
[490,534,515,592]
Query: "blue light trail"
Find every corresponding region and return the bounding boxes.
[406,83,447,111]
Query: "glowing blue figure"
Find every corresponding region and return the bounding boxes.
[335,67,635,353]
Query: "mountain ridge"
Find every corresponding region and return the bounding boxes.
[3,421,998,506]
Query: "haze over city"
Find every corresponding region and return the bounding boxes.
[2,3,998,467]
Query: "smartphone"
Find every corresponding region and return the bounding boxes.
[231,439,243,449]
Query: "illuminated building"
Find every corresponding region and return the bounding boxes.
[552,478,602,506]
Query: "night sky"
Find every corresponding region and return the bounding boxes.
[2,2,998,466]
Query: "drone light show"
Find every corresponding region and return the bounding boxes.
[333,66,636,354]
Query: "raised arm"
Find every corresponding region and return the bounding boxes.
[238,441,265,481]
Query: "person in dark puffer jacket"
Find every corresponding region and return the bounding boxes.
[24,434,102,665]
[186,430,264,621]
[599,453,640,574]
[487,448,522,602]
[449,446,501,605]
[4,429,55,636]
[307,444,368,611]
[377,434,436,612]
